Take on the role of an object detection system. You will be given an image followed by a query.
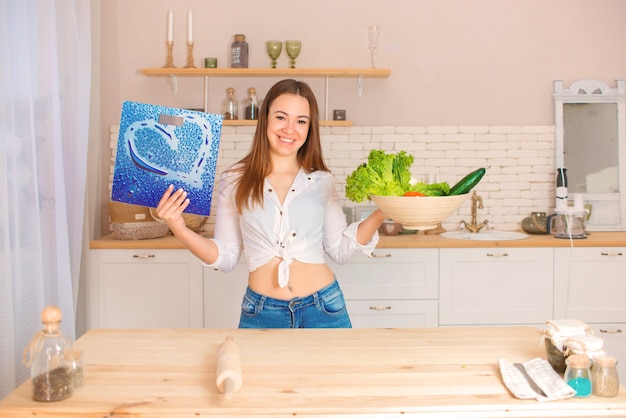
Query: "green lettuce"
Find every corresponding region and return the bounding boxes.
[345,150,449,202]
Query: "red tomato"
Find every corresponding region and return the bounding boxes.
[403,191,425,196]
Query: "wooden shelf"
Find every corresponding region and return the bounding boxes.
[141,67,391,78]
[222,119,352,127]
[141,67,391,121]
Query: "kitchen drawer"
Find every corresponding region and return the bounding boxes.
[347,300,438,328]
[329,248,438,300]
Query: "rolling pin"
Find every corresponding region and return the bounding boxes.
[216,335,242,399]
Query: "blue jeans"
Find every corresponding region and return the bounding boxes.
[238,279,352,328]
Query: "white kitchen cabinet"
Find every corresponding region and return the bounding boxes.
[87,249,204,329]
[203,261,249,328]
[202,249,439,329]
[439,248,553,326]
[554,247,626,378]
[328,249,439,328]
[554,247,626,321]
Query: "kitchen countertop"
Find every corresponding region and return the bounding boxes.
[90,231,626,249]
[0,327,624,417]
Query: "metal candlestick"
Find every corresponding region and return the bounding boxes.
[163,41,175,68]
[184,42,196,68]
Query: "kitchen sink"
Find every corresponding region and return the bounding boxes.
[441,230,529,241]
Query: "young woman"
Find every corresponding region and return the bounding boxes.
[156,79,387,328]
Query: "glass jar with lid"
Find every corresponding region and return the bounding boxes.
[23,306,74,401]
[564,354,593,397]
[222,87,238,120]
[592,356,619,397]
[242,87,259,120]
[230,34,249,68]
[542,319,593,374]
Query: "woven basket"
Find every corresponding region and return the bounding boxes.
[111,221,170,240]
[109,201,170,240]
[109,201,155,224]
[149,208,207,232]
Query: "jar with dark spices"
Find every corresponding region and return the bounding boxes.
[222,87,238,120]
[591,356,619,397]
[242,87,259,120]
[23,306,74,402]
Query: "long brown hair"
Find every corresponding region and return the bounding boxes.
[230,79,329,214]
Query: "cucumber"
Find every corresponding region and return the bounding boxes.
[448,168,486,195]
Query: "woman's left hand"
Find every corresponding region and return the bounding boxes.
[357,208,388,245]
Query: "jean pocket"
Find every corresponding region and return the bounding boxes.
[320,289,347,315]
[241,294,259,317]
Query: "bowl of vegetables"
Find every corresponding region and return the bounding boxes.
[345,150,485,230]
[369,194,469,230]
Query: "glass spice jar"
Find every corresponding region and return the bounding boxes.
[592,356,619,397]
[242,87,259,120]
[23,306,74,402]
[564,354,593,397]
[222,87,238,120]
[230,34,249,68]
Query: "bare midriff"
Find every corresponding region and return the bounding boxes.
[248,258,335,300]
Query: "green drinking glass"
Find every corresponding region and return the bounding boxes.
[266,41,282,68]
[285,40,301,69]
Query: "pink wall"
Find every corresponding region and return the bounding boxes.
[95,0,626,236]
[100,0,626,128]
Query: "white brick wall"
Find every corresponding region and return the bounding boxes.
[109,124,556,233]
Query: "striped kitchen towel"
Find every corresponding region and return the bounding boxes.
[499,357,576,402]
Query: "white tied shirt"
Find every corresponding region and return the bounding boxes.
[205,167,378,288]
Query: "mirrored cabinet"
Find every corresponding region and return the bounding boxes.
[554,79,626,231]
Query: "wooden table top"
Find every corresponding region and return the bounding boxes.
[90,231,626,249]
[1,327,624,417]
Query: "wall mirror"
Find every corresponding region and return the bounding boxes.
[554,79,626,231]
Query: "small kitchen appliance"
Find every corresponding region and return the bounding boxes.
[548,208,588,239]
[548,168,589,239]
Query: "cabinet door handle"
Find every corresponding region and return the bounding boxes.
[599,328,623,334]
[486,253,508,257]
[133,254,156,259]
[371,253,392,258]
[369,306,392,311]
[600,252,623,257]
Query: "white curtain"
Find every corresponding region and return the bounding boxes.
[0,0,91,399]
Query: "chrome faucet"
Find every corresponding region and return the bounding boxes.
[460,190,489,233]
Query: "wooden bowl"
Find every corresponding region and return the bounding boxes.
[370,194,469,230]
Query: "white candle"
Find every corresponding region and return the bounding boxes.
[187,10,193,43]
[167,9,173,42]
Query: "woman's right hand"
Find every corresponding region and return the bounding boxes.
[155,185,190,234]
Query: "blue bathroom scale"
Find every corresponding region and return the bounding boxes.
[111,101,223,216]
